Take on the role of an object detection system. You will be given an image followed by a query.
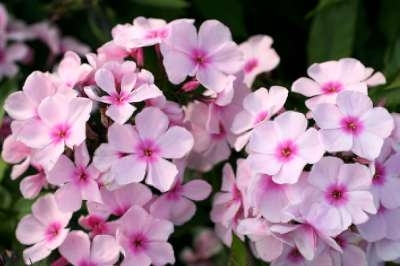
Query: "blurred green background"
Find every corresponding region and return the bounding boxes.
[1,0,400,265]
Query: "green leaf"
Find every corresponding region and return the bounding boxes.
[306,0,344,18]
[132,0,189,8]
[228,235,248,266]
[383,37,400,81]
[0,159,8,183]
[0,187,12,209]
[379,0,400,43]
[307,0,358,63]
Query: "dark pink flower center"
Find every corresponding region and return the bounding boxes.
[372,162,386,186]
[110,92,129,105]
[211,123,226,140]
[130,233,148,253]
[191,49,211,68]
[321,81,343,95]
[340,116,363,136]
[335,236,347,249]
[262,174,282,191]
[45,222,62,241]
[325,184,348,206]
[85,215,107,235]
[51,124,71,144]
[73,166,90,186]
[79,260,96,266]
[244,58,258,73]
[113,205,129,217]
[275,140,298,162]
[166,182,183,201]
[136,139,160,162]
[0,50,5,63]
[287,247,303,263]
[232,185,242,201]
[254,111,269,125]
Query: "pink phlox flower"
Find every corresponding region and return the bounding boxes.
[271,243,334,266]
[231,86,288,151]
[145,95,185,126]
[327,231,367,266]
[0,39,29,80]
[112,17,168,49]
[47,143,102,212]
[365,238,400,263]
[16,194,72,264]
[248,111,324,184]
[15,94,92,170]
[291,58,385,111]
[150,160,211,225]
[239,35,280,87]
[85,64,162,124]
[307,157,376,229]
[60,37,91,56]
[160,19,243,93]
[312,91,394,160]
[93,107,194,191]
[59,231,120,266]
[1,134,32,179]
[236,217,284,262]
[116,205,175,266]
[20,164,47,199]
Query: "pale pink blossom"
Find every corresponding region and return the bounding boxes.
[239,35,280,87]
[0,40,29,79]
[93,107,193,191]
[59,231,120,266]
[292,58,385,111]
[248,111,324,184]
[328,231,367,266]
[112,17,168,49]
[1,134,31,179]
[271,244,334,266]
[16,194,72,264]
[85,65,162,124]
[231,86,288,150]
[16,94,92,170]
[116,206,175,266]
[366,239,400,263]
[20,166,47,199]
[160,19,243,93]
[307,157,376,229]
[47,143,101,212]
[312,91,394,160]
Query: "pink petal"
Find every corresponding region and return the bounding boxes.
[37,95,69,126]
[198,20,232,53]
[336,91,372,117]
[74,143,90,167]
[121,253,151,266]
[381,178,400,209]
[146,158,178,192]
[135,107,168,140]
[65,97,92,126]
[274,111,307,140]
[163,19,196,53]
[182,180,212,201]
[115,183,153,208]
[93,144,118,172]
[20,173,46,199]
[320,128,353,152]
[32,143,65,171]
[47,155,75,185]
[197,67,229,93]
[129,84,162,103]
[337,58,366,83]
[307,61,340,84]
[32,194,71,226]
[161,49,195,84]
[362,107,394,138]
[297,128,324,163]
[81,179,102,203]
[91,235,120,264]
[108,123,138,153]
[95,68,116,95]
[313,103,343,129]
[352,132,384,160]
[375,239,400,261]
[255,236,283,262]
[294,227,316,260]
[146,242,175,265]
[308,157,342,190]
[59,231,90,265]
[23,72,56,104]
[112,155,146,185]
[16,215,45,245]
[106,102,135,124]
[248,121,280,154]
[291,77,320,97]
[248,154,281,176]
[118,206,149,233]
[221,164,235,192]
[346,191,376,224]
[212,42,243,73]
[120,73,137,94]
[231,110,254,134]
[169,197,196,225]
[338,163,371,189]
[273,156,306,184]
[17,119,50,149]
[158,126,194,158]
[4,91,36,120]
[55,183,83,212]
[23,242,52,264]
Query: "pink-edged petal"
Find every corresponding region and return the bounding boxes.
[32,194,71,226]
[346,191,376,224]
[342,245,367,266]
[313,104,343,129]
[146,158,178,192]
[47,155,75,185]
[169,197,196,225]
[307,61,340,84]
[336,91,372,117]
[59,231,90,265]
[112,155,146,185]
[296,128,324,163]
[37,95,69,126]
[291,77,321,97]
[221,163,235,192]
[308,157,343,190]
[23,72,56,103]
[55,183,82,212]
[248,121,280,154]
[4,91,36,120]
[338,163,371,189]
[211,43,243,73]
[65,122,87,149]
[84,86,112,104]
[146,242,175,265]
[95,68,117,95]
[81,179,102,203]
[66,97,92,125]
[32,143,65,171]
[17,119,50,149]
[320,128,353,152]
[108,123,138,153]
[197,67,229,93]
[121,253,151,266]
[16,215,45,245]
[23,242,52,264]
[106,103,135,124]
[93,144,118,172]
[274,111,307,140]
[135,107,168,140]
[149,195,173,221]
[158,126,193,158]
[362,107,394,138]
[268,86,288,114]
[182,180,211,201]
[255,236,283,262]
[337,58,366,83]
[231,110,254,134]
[74,143,90,167]
[115,183,153,208]
[120,73,137,94]
[366,71,386,86]
[273,156,306,184]
[352,132,384,160]
[248,153,281,175]
[129,84,162,103]
[294,227,316,260]
[20,173,46,199]
[163,19,196,53]
[91,235,120,264]
[198,20,232,53]
[118,206,150,233]
[161,49,194,84]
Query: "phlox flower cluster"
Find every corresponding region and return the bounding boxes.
[0,3,89,81]
[1,14,400,266]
